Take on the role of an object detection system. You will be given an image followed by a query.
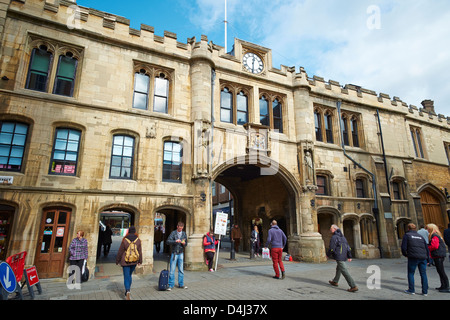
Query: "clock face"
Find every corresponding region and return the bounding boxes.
[243,52,264,74]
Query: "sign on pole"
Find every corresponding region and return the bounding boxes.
[0,261,17,294]
[213,212,228,271]
[214,211,228,236]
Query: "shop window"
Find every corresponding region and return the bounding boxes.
[163,141,182,183]
[53,52,78,97]
[25,45,52,92]
[49,128,81,176]
[0,121,29,172]
[110,135,135,179]
[0,205,15,261]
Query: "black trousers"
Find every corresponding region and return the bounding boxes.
[205,251,215,270]
[433,257,449,289]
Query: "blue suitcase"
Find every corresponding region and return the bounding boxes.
[158,269,169,291]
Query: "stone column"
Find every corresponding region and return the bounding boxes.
[292,74,327,262]
[185,35,215,270]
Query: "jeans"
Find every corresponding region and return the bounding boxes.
[270,248,285,277]
[407,258,428,294]
[333,260,356,288]
[169,253,184,288]
[122,265,136,292]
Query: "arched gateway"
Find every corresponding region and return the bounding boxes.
[209,155,327,263]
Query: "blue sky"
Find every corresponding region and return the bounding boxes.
[76,0,450,116]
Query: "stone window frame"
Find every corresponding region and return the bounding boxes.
[48,126,83,177]
[314,105,336,144]
[162,138,183,183]
[258,89,286,134]
[219,81,252,126]
[109,133,137,180]
[24,37,83,98]
[315,169,334,196]
[353,172,372,199]
[340,111,364,149]
[0,118,32,173]
[445,141,450,166]
[132,62,174,115]
[390,176,407,200]
[409,125,426,159]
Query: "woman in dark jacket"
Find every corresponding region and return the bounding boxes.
[116,226,143,300]
[427,224,450,293]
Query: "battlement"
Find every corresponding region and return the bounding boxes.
[7,0,449,125]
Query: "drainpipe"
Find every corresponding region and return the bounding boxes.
[337,100,383,258]
[376,109,391,198]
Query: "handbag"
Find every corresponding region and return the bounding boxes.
[262,247,270,259]
[81,259,89,282]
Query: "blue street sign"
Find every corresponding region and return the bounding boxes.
[0,262,17,293]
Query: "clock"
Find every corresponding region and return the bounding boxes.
[243,52,264,74]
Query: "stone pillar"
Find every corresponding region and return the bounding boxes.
[185,35,215,270]
[292,75,327,262]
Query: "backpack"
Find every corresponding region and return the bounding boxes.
[124,238,139,263]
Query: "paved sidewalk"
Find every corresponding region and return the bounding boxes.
[11,249,450,301]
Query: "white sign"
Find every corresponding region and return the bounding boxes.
[0,176,13,185]
[214,212,228,236]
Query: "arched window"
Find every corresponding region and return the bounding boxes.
[0,121,29,172]
[154,73,169,113]
[341,115,349,146]
[53,52,78,97]
[50,128,81,176]
[163,141,182,183]
[324,111,333,143]
[236,91,248,125]
[314,109,322,142]
[272,98,283,133]
[259,95,269,127]
[133,69,150,110]
[356,178,366,198]
[26,45,53,92]
[220,87,233,123]
[351,117,359,148]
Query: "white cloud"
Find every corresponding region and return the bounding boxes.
[191,0,450,115]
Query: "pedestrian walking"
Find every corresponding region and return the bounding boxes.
[327,225,358,292]
[166,221,188,290]
[251,225,261,257]
[103,224,113,257]
[426,223,450,293]
[231,224,242,253]
[203,229,218,272]
[154,226,163,254]
[69,230,89,284]
[116,226,143,300]
[264,220,287,279]
[401,223,429,295]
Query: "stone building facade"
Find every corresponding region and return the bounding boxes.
[0,0,449,278]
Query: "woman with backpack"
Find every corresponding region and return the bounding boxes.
[116,226,143,300]
[427,223,450,293]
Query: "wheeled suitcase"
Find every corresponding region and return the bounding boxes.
[158,268,169,291]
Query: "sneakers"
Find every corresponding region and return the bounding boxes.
[125,291,131,300]
[179,285,188,289]
[209,268,215,272]
[404,290,415,295]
